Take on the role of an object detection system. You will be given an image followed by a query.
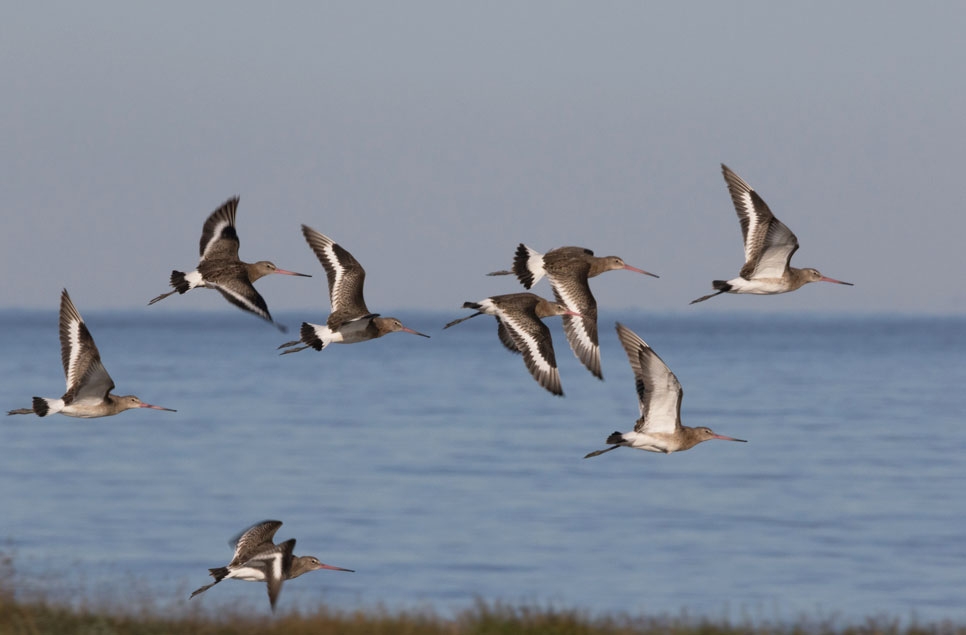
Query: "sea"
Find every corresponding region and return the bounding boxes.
[0,308,964,624]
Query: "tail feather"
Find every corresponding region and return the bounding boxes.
[605,431,625,444]
[33,397,50,417]
[148,270,191,305]
[170,270,190,294]
[301,322,328,351]
[512,243,542,289]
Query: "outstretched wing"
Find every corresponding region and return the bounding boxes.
[615,323,682,435]
[547,259,601,379]
[496,321,521,354]
[199,197,241,261]
[721,164,799,280]
[498,307,563,396]
[229,520,284,565]
[301,225,370,320]
[59,289,115,403]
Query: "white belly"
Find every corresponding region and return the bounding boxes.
[622,431,672,454]
[727,276,788,295]
[227,565,268,582]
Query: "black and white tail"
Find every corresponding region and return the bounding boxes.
[33,397,50,417]
[605,431,625,445]
[149,270,192,305]
[301,322,328,351]
[485,244,543,288]
[170,270,191,294]
[512,243,543,289]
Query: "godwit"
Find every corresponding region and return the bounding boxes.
[690,164,853,304]
[278,225,429,354]
[584,322,746,457]
[443,292,581,396]
[148,197,310,331]
[488,245,657,379]
[6,290,176,418]
[190,520,353,612]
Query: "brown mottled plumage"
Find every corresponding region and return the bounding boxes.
[7,290,176,418]
[444,292,582,396]
[148,197,310,330]
[690,165,852,304]
[489,244,657,379]
[584,323,746,458]
[190,520,353,612]
[278,225,429,354]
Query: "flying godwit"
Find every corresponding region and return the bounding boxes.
[148,197,310,331]
[7,290,176,418]
[690,164,853,304]
[488,245,657,379]
[277,225,429,354]
[584,322,746,458]
[443,292,581,396]
[190,520,353,612]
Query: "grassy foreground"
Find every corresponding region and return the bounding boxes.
[2,596,965,635]
[0,555,962,635]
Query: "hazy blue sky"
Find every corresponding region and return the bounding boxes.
[2,2,964,314]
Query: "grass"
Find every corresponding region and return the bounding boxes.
[3,597,965,635]
[0,555,963,635]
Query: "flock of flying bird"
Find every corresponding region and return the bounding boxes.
[6,164,852,610]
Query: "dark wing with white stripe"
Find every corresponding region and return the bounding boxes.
[58,289,115,403]
[615,323,682,435]
[228,520,283,565]
[721,164,799,280]
[547,259,601,379]
[498,304,563,396]
[496,320,521,354]
[300,225,370,322]
[199,197,240,261]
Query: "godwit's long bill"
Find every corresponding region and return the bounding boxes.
[278,225,429,355]
[690,164,852,304]
[584,322,746,458]
[444,292,582,396]
[488,244,657,379]
[7,290,176,418]
[190,520,353,612]
[148,197,310,331]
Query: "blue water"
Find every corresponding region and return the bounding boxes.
[1,308,964,622]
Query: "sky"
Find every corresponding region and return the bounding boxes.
[2,2,964,315]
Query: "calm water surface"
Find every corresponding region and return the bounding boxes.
[0,309,964,622]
